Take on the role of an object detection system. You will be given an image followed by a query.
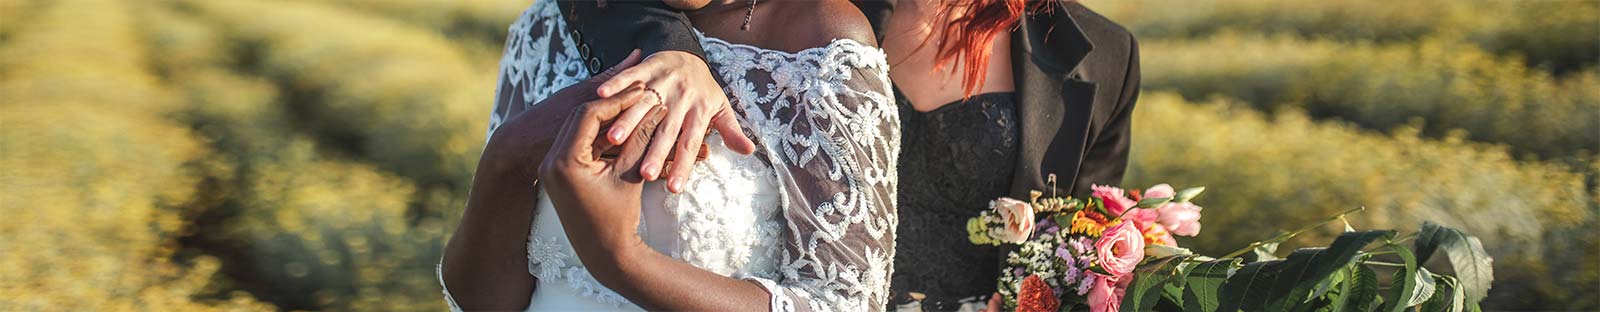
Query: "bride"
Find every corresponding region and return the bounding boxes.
[439,0,898,311]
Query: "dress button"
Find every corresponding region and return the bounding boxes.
[578,43,591,58]
[587,58,602,74]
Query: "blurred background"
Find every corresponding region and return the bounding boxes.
[0,0,1593,310]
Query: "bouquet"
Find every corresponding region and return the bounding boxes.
[967,181,1205,312]
[968,177,1494,312]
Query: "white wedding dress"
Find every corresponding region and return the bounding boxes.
[439,2,899,311]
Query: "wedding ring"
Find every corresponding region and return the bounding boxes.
[643,87,664,106]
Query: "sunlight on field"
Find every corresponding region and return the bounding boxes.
[0,0,1594,310]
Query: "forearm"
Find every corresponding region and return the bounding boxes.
[439,90,584,309]
[587,241,773,311]
[439,140,549,309]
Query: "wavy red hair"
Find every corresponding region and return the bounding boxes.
[932,0,1054,98]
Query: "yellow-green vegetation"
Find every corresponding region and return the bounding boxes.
[180,0,492,191]
[139,5,450,310]
[1092,0,1600,72]
[1098,1,1600,308]
[322,0,526,45]
[1139,33,1599,160]
[0,0,268,310]
[1129,93,1599,309]
[1,0,1593,310]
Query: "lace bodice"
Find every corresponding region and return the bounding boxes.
[441,2,899,311]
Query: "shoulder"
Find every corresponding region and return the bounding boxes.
[769,0,878,49]
[1065,2,1136,55]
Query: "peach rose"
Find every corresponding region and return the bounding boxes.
[991,197,1036,244]
[1157,202,1203,237]
[1143,184,1175,200]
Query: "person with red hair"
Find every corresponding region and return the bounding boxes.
[879,0,1140,310]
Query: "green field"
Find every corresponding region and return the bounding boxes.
[1,0,1594,310]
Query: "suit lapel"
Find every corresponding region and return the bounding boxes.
[1009,3,1098,198]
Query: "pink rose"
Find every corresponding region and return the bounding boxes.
[1143,184,1176,200]
[1094,222,1145,275]
[1093,185,1137,216]
[991,197,1036,243]
[1095,221,1146,277]
[1157,202,1203,237]
[1125,207,1159,224]
[1087,273,1126,312]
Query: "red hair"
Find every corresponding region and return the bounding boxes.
[932,0,1053,98]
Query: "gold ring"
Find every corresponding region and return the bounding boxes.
[643,87,664,106]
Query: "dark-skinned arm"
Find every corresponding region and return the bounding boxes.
[439,51,648,311]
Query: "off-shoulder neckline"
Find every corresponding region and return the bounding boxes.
[697,32,882,57]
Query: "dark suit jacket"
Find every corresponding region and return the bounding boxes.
[557,0,1139,198]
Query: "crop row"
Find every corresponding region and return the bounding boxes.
[141,5,452,310]
[1090,0,1599,72]
[1130,92,1598,309]
[181,0,494,194]
[1140,33,1599,160]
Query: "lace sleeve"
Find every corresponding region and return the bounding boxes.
[485,1,589,140]
[712,40,900,312]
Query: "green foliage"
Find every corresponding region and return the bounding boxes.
[1089,0,1600,72]
[1181,258,1237,312]
[1122,255,1191,311]
[1139,34,1599,160]
[1415,222,1494,303]
[1123,222,1490,312]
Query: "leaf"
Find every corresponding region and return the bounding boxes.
[1414,222,1494,303]
[1137,196,1173,208]
[1163,282,1187,307]
[1183,258,1240,312]
[1309,266,1346,299]
[1420,274,1465,312]
[1266,230,1393,311]
[1175,187,1205,203]
[1219,259,1285,311]
[1379,245,1419,312]
[1121,255,1191,312]
[1406,267,1439,308]
[1329,263,1381,312]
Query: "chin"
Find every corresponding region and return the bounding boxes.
[663,0,716,10]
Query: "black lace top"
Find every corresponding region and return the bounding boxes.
[891,90,1020,309]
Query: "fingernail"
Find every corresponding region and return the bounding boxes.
[609,128,625,143]
[668,177,684,193]
[642,164,658,180]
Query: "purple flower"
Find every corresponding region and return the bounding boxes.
[1038,218,1060,236]
[1077,272,1097,295]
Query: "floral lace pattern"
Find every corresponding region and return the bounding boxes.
[440,1,899,311]
[703,36,900,312]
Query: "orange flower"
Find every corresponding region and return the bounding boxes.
[1017,275,1060,312]
[1069,211,1113,237]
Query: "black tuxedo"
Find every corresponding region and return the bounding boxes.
[555,0,1139,198]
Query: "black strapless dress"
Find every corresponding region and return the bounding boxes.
[891,91,1021,310]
